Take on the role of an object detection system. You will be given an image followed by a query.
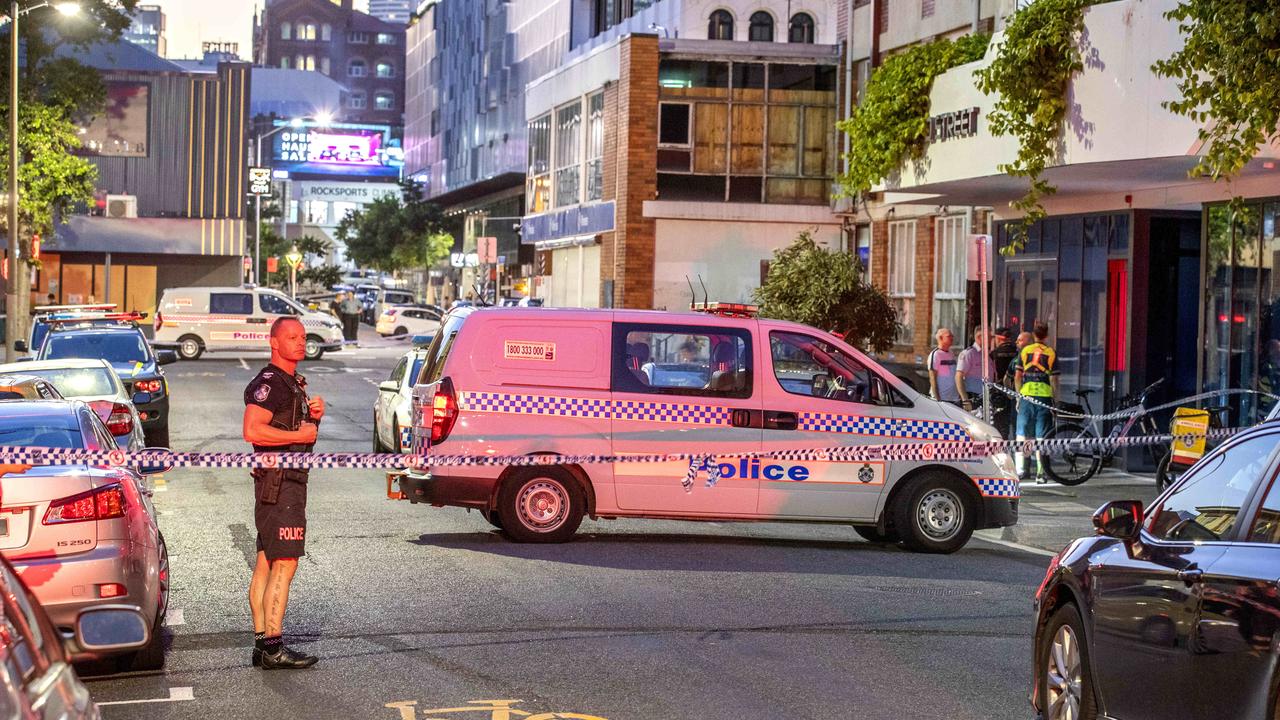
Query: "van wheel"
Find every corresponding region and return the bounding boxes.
[496,467,584,543]
[853,525,899,543]
[893,472,976,554]
[176,335,203,360]
[304,335,324,360]
[485,511,504,530]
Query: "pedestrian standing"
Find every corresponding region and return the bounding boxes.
[1012,322,1059,484]
[242,316,324,669]
[989,327,1019,436]
[329,291,345,321]
[339,293,362,345]
[955,327,992,413]
[927,328,960,405]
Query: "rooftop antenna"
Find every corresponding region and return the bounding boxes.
[698,276,709,308]
[686,276,697,310]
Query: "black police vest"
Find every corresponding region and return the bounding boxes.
[251,367,314,455]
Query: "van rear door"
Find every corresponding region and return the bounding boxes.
[611,321,761,516]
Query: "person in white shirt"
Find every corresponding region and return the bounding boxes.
[927,328,960,404]
[956,328,994,412]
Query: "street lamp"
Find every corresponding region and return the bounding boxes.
[284,245,302,299]
[3,0,80,361]
[252,113,330,286]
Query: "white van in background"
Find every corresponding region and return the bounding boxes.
[152,286,345,360]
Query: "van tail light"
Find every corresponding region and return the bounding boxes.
[43,484,126,524]
[90,401,134,435]
[430,378,459,444]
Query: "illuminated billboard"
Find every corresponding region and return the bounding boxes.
[271,121,404,180]
[78,82,151,158]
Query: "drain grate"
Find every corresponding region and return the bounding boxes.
[869,586,983,598]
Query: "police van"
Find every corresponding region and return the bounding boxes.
[152,286,345,361]
[396,305,1018,553]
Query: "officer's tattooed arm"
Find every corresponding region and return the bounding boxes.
[243,406,318,446]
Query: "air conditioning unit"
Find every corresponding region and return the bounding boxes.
[105,195,138,219]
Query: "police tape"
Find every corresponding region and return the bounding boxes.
[0,427,1242,490]
[981,384,1279,422]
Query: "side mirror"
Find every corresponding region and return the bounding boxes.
[13,340,26,353]
[871,376,891,405]
[156,350,178,365]
[378,380,399,394]
[1093,500,1144,540]
[137,447,173,475]
[74,606,150,652]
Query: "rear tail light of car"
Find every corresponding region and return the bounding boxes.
[96,583,126,599]
[91,401,135,435]
[135,379,163,393]
[153,311,162,332]
[430,378,459,444]
[43,484,126,524]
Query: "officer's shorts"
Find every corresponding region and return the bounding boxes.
[255,479,307,561]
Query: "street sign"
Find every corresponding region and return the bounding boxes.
[248,167,272,196]
[450,252,479,268]
[477,236,498,264]
[267,257,279,273]
[271,169,291,180]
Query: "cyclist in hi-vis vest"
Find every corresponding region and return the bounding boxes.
[1012,322,1060,484]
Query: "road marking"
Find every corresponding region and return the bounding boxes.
[239,357,250,371]
[165,608,185,626]
[98,686,194,706]
[972,533,1057,558]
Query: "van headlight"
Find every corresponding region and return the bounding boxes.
[963,417,1015,476]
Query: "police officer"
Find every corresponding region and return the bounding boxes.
[242,316,324,669]
[1012,322,1059,484]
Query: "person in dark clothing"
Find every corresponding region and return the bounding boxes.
[338,294,362,344]
[989,326,1019,437]
[242,316,324,670]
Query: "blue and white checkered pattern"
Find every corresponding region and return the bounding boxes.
[973,477,1021,499]
[614,400,729,425]
[460,392,728,426]
[799,412,969,442]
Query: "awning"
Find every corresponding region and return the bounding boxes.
[534,234,600,252]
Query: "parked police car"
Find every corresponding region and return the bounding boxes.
[392,305,1018,553]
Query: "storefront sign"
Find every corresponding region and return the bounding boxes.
[248,167,272,196]
[927,107,980,144]
[521,201,615,245]
[297,182,400,204]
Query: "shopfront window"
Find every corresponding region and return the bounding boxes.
[934,215,967,341]
[553,100,582,208]
[527,113,552,214]
[1203,203,1266,422]
[585,92,605,202]
[888,220,916,347]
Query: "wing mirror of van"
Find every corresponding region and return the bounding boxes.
[73,606,150,653]
[155,350,178,365]
[378,380,399,394]
[13,340,26,353]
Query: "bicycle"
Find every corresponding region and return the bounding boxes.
[1039,378,1166,486]
[1154,404,1231,492]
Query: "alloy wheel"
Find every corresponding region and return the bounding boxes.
[1045,623,1083,720]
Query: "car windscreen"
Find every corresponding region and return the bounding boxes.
[31,322,50,351]
[43,332,149,365]
[0,414,83,448]
[33,367,117,398]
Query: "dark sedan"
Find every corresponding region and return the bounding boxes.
[1032,423,1280,719]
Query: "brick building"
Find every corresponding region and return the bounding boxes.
[253,0,406,126]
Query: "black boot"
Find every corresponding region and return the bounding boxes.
[260,641,318,670]
[252,632,265,667]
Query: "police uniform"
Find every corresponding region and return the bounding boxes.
[244,364,316,560]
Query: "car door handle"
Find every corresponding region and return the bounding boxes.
[764,410,798,431]
[247,318,268,324]
[1177,566,1204,584]
[730,409,762,429]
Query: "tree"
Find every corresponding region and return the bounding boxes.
[335,180,452,273]
[754,231,900,352]
[256,225,338,293]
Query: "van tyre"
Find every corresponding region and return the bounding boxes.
[893,472,976,554]
[304,335,324,361]
[496,467,584,543]
[176,335,203,360]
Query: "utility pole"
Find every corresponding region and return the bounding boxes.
[6,0,20,361]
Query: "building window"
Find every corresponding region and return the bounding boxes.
[553,100,582,208]
[298,22,317,41]
[304,200,328,225]
[349,91,367,109]
[295,54,306,70]
[332,202,358,223]
[280,22,292,40]
[708,9,734,40]
[748,11,774,42]
[376,32,396,45]
[320,57,330,75]
[527,113,552,214]
[855,224,872,283]
[376,61,395,78]
[934,215,967,343]
[348,31,369,43]
[788,13,815,43]
[889,220,917,346]
[348,59,367,77]
[586,92,605,202]
[280,56,290,69]
[922,0,935,17]
[374,91,395,110]
[321,23,331,41]
[658,103,691,146]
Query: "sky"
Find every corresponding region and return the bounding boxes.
[153,0,370,60]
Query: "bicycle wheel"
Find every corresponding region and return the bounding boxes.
[1155,450,1189,492]
[1042,424,1102,486]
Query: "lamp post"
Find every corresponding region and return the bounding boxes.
[285,245,301,299]
[252,112,331,286]
[2,0,79,361]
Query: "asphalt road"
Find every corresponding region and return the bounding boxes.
[77,330,1114,720]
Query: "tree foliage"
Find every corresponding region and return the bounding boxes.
[1154,0,1280,185]
[335,180,452,272]
[754,231,899,352]
[0,104,96,252]
[838,33,989,197]
[256,226,340,291]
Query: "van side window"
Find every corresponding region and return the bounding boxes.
[210,293,253,315]
[418,313,467,384]
[612,323,752,399]
[770,331,895,407]
[259,293,298,316]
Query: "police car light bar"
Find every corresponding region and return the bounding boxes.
[44,311,148,324]
[34,303,117,312]
[690,302,759,319]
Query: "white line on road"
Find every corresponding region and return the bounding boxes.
[239,357,250,371]
[97,686,194,706]
[972,533,1057,558]
[165,608,185,626]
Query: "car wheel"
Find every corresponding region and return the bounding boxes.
[1038,604,1098,720]
[304,335,324,360]
[144,424,170,449]
[496,467,584,543]
[394,326,408,336]
[373,424,387,453]
[893,473,976,554]
[391,419,402,453]
[853,525,899,544]
[176,335,203,361]
[155,533,170,623]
